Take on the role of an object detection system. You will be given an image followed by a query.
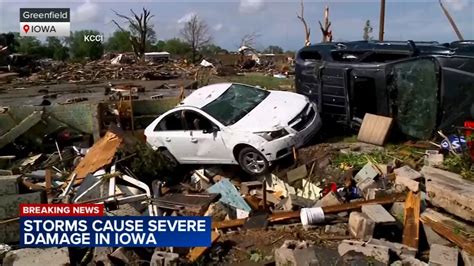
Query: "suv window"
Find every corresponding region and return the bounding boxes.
[155,111,185,131]
[183,111,215,131]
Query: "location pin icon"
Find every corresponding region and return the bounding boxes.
[23,24,30,33]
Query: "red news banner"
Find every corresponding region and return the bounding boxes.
[20,204,104,216]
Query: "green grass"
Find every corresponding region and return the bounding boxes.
[226,74,294,91]
[332,151,391,169]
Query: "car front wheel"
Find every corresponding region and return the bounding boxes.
[238,147,269,175]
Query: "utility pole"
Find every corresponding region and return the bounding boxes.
[379,0,385,41]
[439,0,464,40]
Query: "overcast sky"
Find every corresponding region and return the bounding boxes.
[1,0,473,50]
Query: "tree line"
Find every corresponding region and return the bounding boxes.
[0,8,287,64]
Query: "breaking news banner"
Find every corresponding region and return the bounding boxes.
[19,204,212,247]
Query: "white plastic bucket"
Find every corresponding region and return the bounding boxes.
[300,207,325,225]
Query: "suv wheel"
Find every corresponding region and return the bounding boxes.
[238,147,269,175]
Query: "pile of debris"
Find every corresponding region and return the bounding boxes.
[1,114,473,265]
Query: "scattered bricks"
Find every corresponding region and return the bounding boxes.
[338,240,390,264]
[361,204,396,224]
[400,256,428,266]
[368,239,417,258]
[286,165,307,184]
[348,211,375,241]
[3,248,70,266]
[424,153,444,167]
[324,223,348,235]
[276,194,314,211]
[422,224,450,246]
[150,250,180,266]
[428,244,459,266]
[0,175,20,195]
[240,181,262,195]
[395,174,420,192]
[0,218,20,243]
[0,191,46,220]
[315,191,343,207]
[354,163,380,183]
[274,240,319,266]
[462,250,474,266]
[422,166,474,221]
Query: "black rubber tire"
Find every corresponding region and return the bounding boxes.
[237,146,269,175]
[160,149,179,168]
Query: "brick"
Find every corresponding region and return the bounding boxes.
[0,218,20,243]
[394,166,422,180]
[368,239,417,257]
[361,204,395,224]
[429,244,459,266]
[348,211,375,240]
[275,240,318,266]
[0,191,46,220]
[395,174,420,192]
[0,175,21,195]
[354,163,380,183]
[338,240,390,264]
[366,188,387,200]
[356,178,379,198]
[3,248,69,266]
[424,153,444,167]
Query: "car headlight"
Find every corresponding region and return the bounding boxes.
[256,128,289,141]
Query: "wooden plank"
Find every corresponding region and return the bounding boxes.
[402,191,420,249]
[0,111,43,149]
[420,208,474,255]
[357,113,393,146]
[186,231,220,262]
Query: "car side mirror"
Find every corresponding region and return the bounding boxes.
[203,126,219,134]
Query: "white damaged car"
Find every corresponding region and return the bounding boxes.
[145,83,322,175]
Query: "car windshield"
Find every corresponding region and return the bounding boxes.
[202,84,270,126]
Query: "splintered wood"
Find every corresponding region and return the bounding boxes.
[357,113,393,146]
[402,191,420,249]
[72,131,124,185]
[421,208,474,255]
[186,231,220,262]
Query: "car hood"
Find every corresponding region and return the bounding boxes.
[228,90,309,132]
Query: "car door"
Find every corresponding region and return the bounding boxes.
[182,110,234,163]
[148,109,197,163]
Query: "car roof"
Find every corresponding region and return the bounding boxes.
[180,83,233,108]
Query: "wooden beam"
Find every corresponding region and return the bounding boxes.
[213,193,406,229]
[402,191,420,249]
[186,231,220,262]
[420,209,474,255]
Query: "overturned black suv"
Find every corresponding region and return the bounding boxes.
[295,40,474,139]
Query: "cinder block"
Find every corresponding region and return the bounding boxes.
[0,218,20,243]
[348,211,375,240]
[338,240,390,264]
[315,191,342,207]
[395,174,420,192]
[394,166,422,180]
[0,191,46,220]
[429,244,459,266]
[362,204,396,224]
[275,240,318,266]
[3,248,69,266]
[0,175,21,195]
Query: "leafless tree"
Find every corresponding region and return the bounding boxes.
[180,15,211,63]
[319,5,332,42]
[239,32,261,49]
[112,8,155,60]
[297,0,311,46]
